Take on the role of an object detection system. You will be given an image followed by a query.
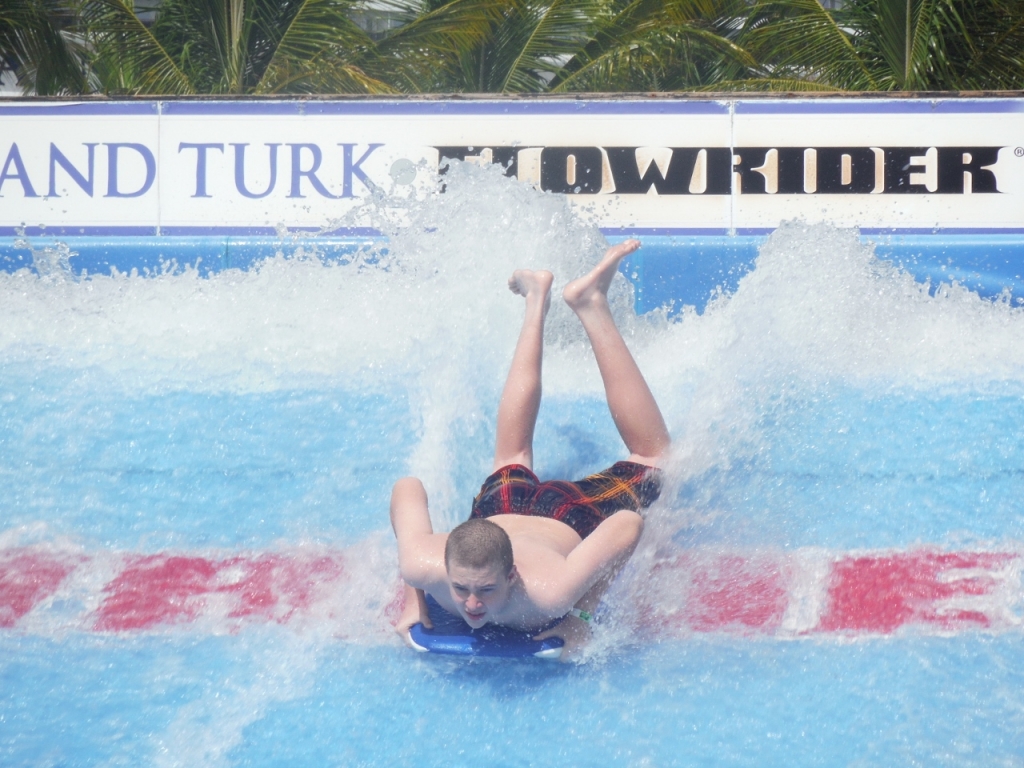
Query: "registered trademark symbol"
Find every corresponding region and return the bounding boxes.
[1016,147,1024,157]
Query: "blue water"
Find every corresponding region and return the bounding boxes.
[5,634,1023,766]
[4,374,1022,552]
[2,165,1024,766]
[677,387,1024,549]
[0,368,411,548]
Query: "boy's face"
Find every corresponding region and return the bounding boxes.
[446,561,516,628]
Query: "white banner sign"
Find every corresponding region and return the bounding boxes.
[0,98,1022,235]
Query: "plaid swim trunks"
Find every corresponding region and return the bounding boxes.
[469,461,663,540]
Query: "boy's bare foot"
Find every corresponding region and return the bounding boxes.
[563,239,640,310]
[508,269,554,314]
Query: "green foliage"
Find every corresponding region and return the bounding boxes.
[366,0,502,92]
[737,0,1024,91]
[1,0,1021,94]
[947,0,1024,90]
[383,0,601,93]
[551,0,757,92]
[80,0,393,94]
[0,0,88,94]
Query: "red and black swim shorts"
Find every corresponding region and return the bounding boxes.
[469,461,663,540]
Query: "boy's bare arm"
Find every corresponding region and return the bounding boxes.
[389,477,446,587]
[533,510,644,617]
[530,510,643,660]
[390,477,448,644]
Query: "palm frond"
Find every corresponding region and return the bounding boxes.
[740,0,878,90]
[255,0,391,93]
[954,0,1024,90]
[260,57,396,94]
[852,0,965,89]
[370,0,503,91]
[552,0,755,92]
[81,0,194,94]
[492,0,601,93]
[0,0,88,94]
[698,76,847,91]
[144,0,261,92]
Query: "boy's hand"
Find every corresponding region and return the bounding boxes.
[533,613,592,662]
[395,585,432,647]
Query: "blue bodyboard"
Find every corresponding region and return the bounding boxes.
[407,596,564,659]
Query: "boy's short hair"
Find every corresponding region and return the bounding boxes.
[445,519,514,575]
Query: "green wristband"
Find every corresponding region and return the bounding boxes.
[569,608,592,623]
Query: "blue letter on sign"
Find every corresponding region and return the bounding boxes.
[340,144,382,197]
[105,143,156,198]
[179,143,224,197]
[0,144,39,197]
[49,144,97,197]
[233,143,280,199]
[288,144,338,198]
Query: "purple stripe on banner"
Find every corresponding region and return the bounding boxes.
[930,100,1024,114]
[0,102,158,116]
[601,227,733,236]
[736,99,1024,115]
[160,226,383,237]
[860,227,1024,235]
[5,226,1021,239]
[0,226,159,236]
[160,226,280,237]
[160,100,729,117]
[738,226,1024,236]
[160,101,306,116]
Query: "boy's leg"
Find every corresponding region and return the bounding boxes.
[493,270,554,472]
[564,240,670,466]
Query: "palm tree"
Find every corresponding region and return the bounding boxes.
[549,0,758,92]
[384,0,602,93]
[945,0,1024,90]
[79,0,399,94]
[735,0,1024,91]
[5,0,1019,95]
[0,0,88,94]
[77,0,507,95]
[359,0,508,92]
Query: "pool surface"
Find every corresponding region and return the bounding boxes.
[3,162,1024,767]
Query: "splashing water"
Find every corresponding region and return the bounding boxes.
[3,160,1024,766]
[3,158,1024,615]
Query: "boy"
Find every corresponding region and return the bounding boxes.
[390,240,670,658]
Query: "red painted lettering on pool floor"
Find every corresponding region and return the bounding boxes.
[648,553,788,633]
[0,551,76,627]
[222,554,345,621]
[2,545,1017,636]
[818,551,1014,633]
[94,555,220,631]
[687,555,787,631]
[93,552,346,631]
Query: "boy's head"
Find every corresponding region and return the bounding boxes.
[444,519,516,627]
[444,518,514,575]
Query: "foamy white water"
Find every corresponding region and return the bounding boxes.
[5,158,1024,768]
[3,161,1024,538]
[4,164,1021,394]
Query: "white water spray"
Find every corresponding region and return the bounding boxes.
[3,162,1024,655]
